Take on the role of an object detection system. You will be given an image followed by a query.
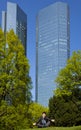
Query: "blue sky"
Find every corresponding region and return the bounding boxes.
[0,0,81,100]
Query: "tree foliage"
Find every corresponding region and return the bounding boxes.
[49,88,81,126]
[55,51,81,96]
[0,29,32,129]
[49,51,81,127]
[0,101,32,130]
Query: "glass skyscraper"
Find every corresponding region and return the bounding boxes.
[36,2,70,106]
[2,2,27,54]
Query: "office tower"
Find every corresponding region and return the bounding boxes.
[36,2,70,106]
[2,2,27,54]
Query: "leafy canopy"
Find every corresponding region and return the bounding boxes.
[0,29,32,130]
[55,51,81,96]
[0,29,32,105]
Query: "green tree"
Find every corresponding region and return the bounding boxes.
[49,51,81,127]
[0,101,32,130]
[0,29,32,105]
[49,88,81,126]
[0,29,32,129]
[55,51,81,96]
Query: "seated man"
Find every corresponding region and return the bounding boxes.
[33,112,55,128]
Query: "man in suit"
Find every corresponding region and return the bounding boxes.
[33,112,55,128]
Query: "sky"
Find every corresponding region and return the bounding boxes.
[0,0,81,100]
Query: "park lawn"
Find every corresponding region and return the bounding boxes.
[26,126,81,130]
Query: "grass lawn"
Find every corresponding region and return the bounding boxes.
[25,126,81,130]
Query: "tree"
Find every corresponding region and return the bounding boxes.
[0,29,32,129]
[48,51,81,127]
[0,101,32,130]
[0,29,32,105]
[49,88,81,126]
[55,51,81,96]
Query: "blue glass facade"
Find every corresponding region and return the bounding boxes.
[36,2,70,106]
[2,2,27,54]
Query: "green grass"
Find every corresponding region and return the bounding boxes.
[26,126,81,130]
